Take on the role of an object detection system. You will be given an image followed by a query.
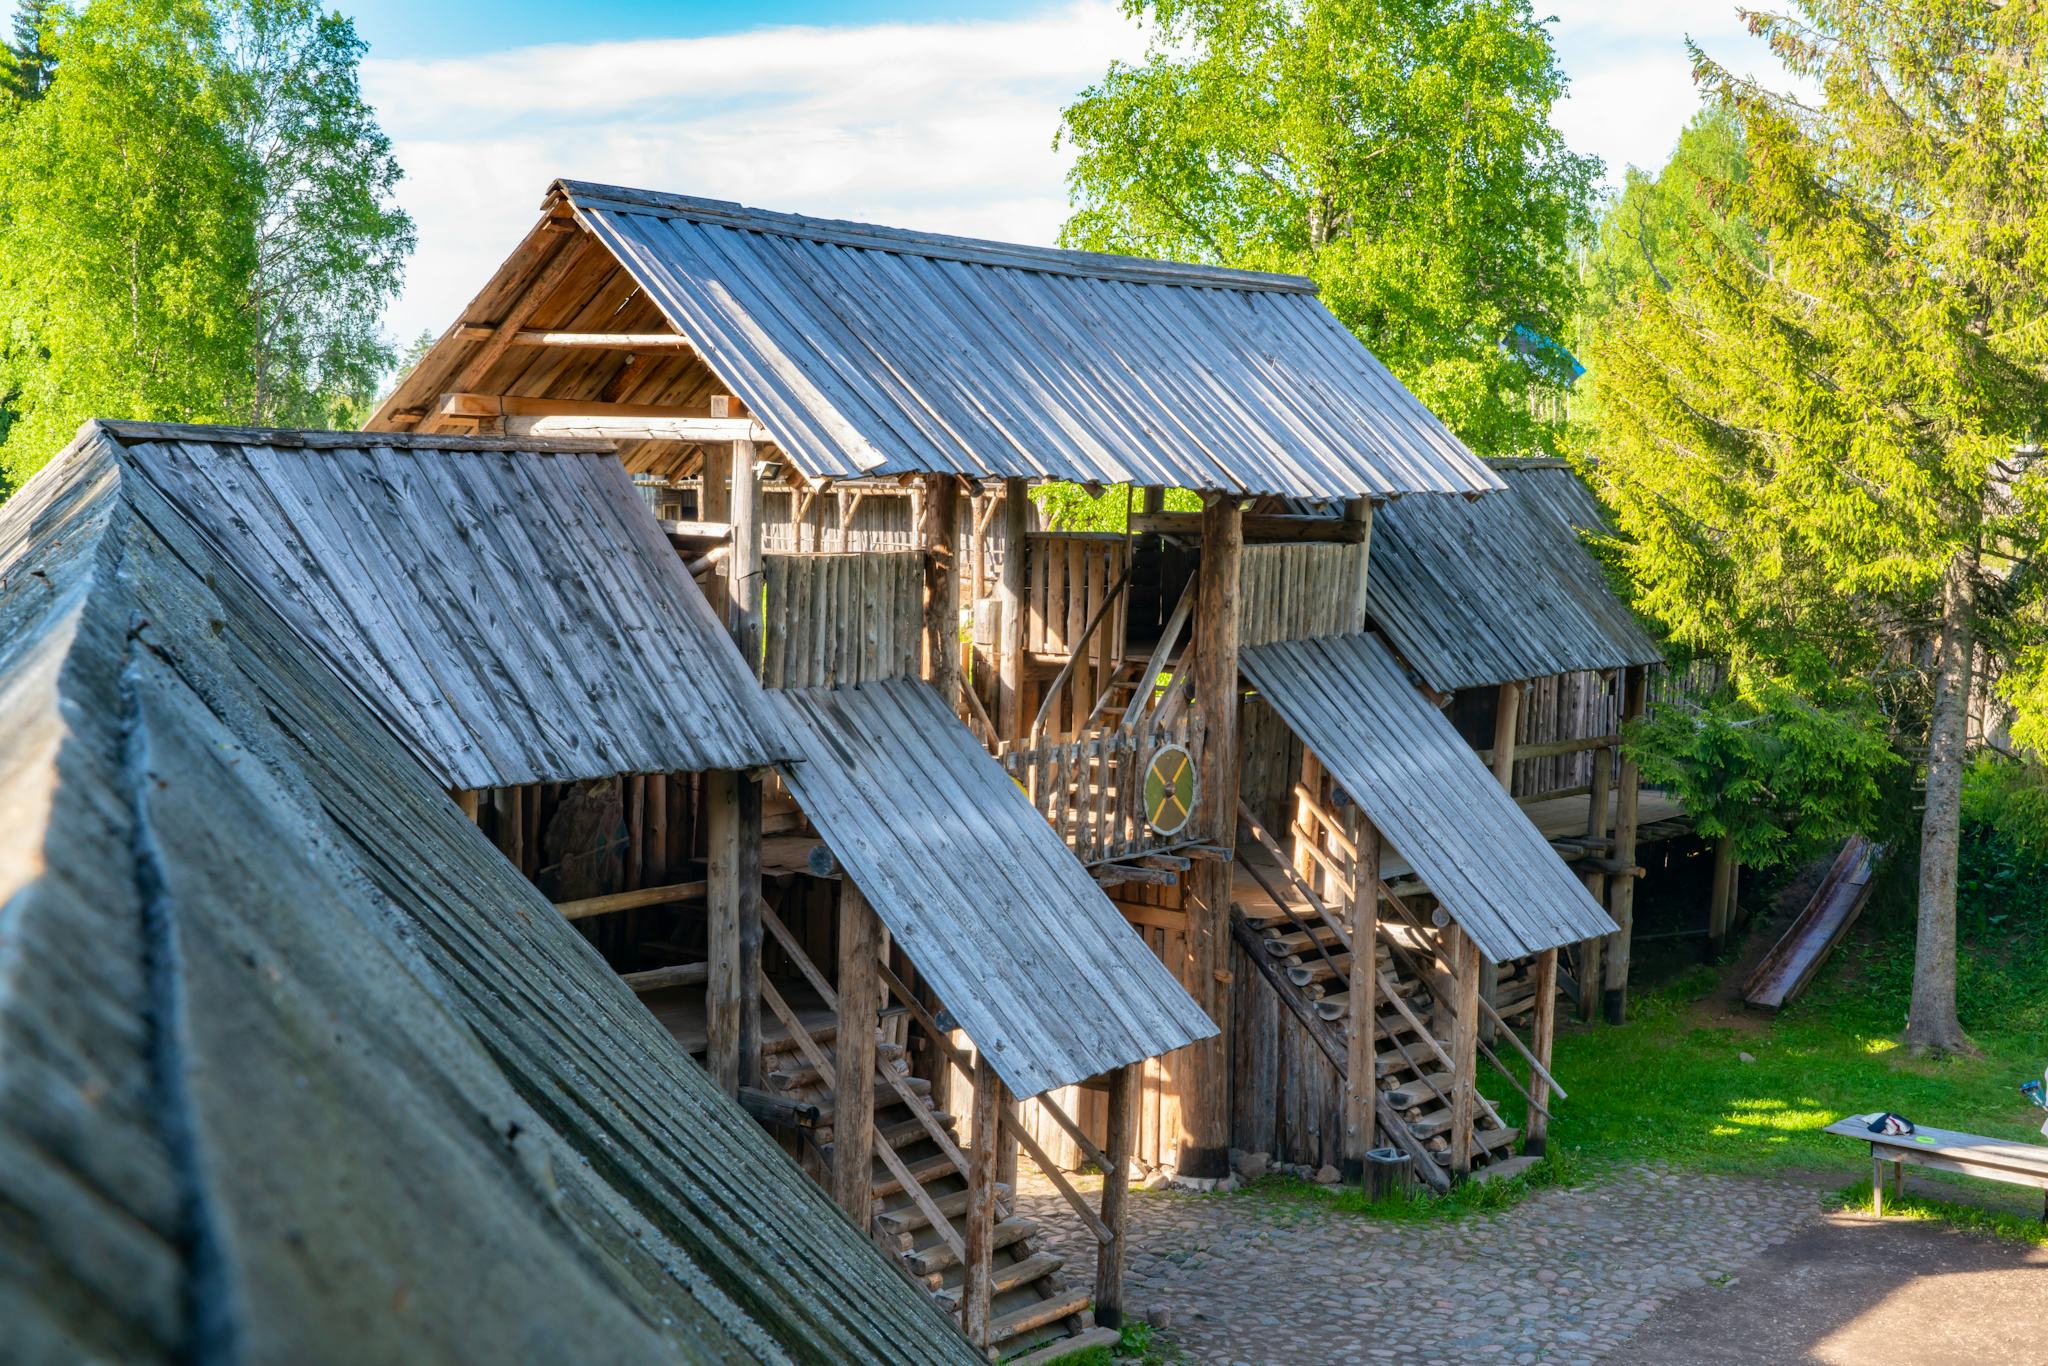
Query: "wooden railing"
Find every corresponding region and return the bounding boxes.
[1000,715,1202,865]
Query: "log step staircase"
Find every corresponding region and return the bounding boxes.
[768,1037,1113,1362]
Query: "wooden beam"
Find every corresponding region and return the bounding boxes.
[510,329,694,350]
[1449,926,1482,1177]
[996,478,1029,741]
[1524,948,1559,1157]
[1343,813,1380,1181]
[621,961,709,992]
[1477,732,1621,765]
[962,1054,1003,1348]
[832,882,882,1220]
[1578,728,1614,1023]
[704,771,745,1096]
[1179,494,1242,1181]
[923,474,962,711]
[1130,509,1369,543]
[731,439,764,670]
[439,392,768,443]
[1605,665,1647,1024]
[425,232,593,432]
[553,879,706,922]
[1093,1061,1138,1330]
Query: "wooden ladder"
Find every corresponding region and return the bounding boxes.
[756,906,1115,1363]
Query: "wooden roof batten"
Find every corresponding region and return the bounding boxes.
[369,179,1508,502]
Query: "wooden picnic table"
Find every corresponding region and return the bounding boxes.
[1826,1116,2048,1220]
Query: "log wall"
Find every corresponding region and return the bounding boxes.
[761,551,925,688]
[1237,544,1364,649]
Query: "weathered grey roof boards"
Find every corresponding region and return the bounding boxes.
[770,679,1218,1098]
[1366,460,1662,692]
[0,425,976,1364]
[1240,633,1617,962]
[107,419,790,789]
[562,180,1504,501]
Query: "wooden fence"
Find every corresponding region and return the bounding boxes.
[762,551,924,688]
[999,715,1204,866]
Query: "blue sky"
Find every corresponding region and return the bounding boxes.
[4,1,1776,344]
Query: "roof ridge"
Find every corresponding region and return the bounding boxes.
[551,179,1321,295]
[90,418,616,456]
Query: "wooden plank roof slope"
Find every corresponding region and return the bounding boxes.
[1366,460,1662,692]
[1240,633,1617,962]
[101,420,790,788]
[770,679,1218,1098]
[0,426,976,1364]
[376,179,1505,502]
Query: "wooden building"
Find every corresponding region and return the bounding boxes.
[365,178,1639,1230]
[1364,458,1677,1024]
[0,422,978,1364]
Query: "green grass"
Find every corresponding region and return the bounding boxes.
[1035,1317,1183,1365]
[1228,1146,1585,1222]
[1824,1178,2048,1247]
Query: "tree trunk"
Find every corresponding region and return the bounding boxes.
[1907,552,1978,1057]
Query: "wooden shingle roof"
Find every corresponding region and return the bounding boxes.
[0,427,975,1362]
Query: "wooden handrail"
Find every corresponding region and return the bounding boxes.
[1121,576,1197,730]
[1029,561,1134,744]
[554,878,706,921]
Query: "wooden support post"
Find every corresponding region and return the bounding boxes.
[1604,665,1646,1025]
[997,477,1029,741]
[1343,813,1381,1183]
[962,1053,1003,1349]
[832,882,881,1221]
[1343,497,1373,633]
[1482,680,1522,1041]
[923,474,961,710]
[1578,731,1613,1022]
[1093,1061,1139,1330]
[453,788,479,822]
[729,439,763,671]
[1449,926,1482,1177]
[1524,947,1559,1157]
[705,769,744,1095]
[1708,835,1736,957]
[1178,493,1241,1181]
[700,444,733,607]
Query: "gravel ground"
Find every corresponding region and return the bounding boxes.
[1016,1164,1823,1364]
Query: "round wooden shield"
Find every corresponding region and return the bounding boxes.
[1143,743,1198,836]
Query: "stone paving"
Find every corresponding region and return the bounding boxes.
[1014,1164,1822,1364]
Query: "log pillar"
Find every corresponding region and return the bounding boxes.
[704,770,748,1094]
[832,882,882,1220]
[1524,947,1559,1157]
[1578,722,1614,1022]
[699,444,733,608]
[1482,680,1522,1041]
[729,439,763,670]
[996,477,1029,741]
[1448,925,1482,1178]
[1178,493,1241,1180]
[1343,496,1373,632]
[1708,835,1736,957]
[962,1053,1004,1348]
[922,474,962,711]
[1343,811,1381,1184]
[1603,664,1647,1024]
[1093,1061,1140,1330]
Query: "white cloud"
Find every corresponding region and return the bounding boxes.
[365,0,1793,347]
[363,1,1148,344]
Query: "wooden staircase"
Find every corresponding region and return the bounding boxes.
[766,1037,1116,1363]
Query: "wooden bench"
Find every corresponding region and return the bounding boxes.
[1826,1115,2048,1220]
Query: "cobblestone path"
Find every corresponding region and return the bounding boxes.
[1014,1165,1820,1364]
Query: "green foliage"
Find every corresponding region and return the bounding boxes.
[1030,482,1201,532]
[2,0,61,101]
[1825,1180,2048,1247]
[1582,5,2048,713]
[1959,754,2048,866]
[0,0,412,489]
[1058,0,1599,457]
[1628,678,1898,870]
[1044,1317,1183,1365]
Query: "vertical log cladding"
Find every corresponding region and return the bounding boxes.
[1604,664,1647,1025]
[997,478,1029,741]
[922,475,962,711]
[1179,494,1241,1181]
[832,882,882,1220]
